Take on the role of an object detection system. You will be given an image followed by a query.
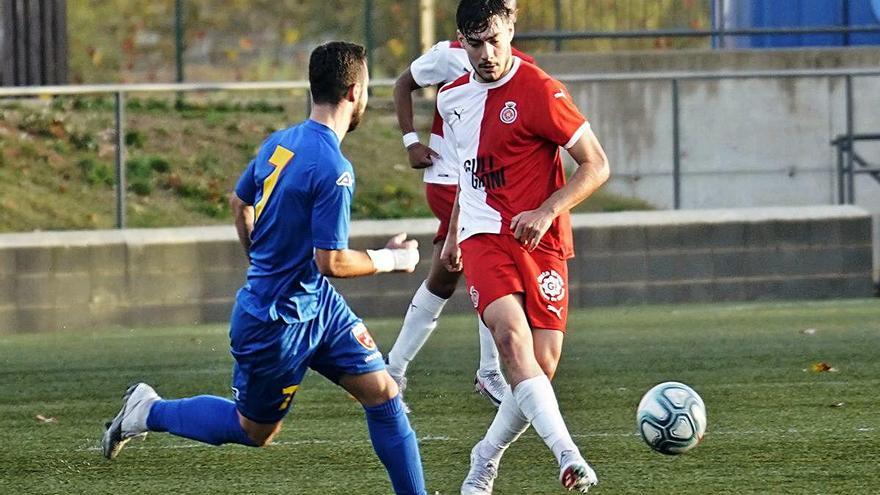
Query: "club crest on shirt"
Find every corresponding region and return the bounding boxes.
[336,171,353,187]
[538,270,565,302]
[351,323,376,350]
[500,101,517,124]
[469,286,480,308]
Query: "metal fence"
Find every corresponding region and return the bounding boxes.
[8,0,875,86]
[2,66,879,228]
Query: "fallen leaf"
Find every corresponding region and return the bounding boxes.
[801,328,817,335]
[810,362,838,373]
[829,402,845,408]
[36,414,57,423]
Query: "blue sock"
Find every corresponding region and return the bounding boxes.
[363,395,426,495]
[146,395,256,447]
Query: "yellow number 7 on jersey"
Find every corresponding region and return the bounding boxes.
[254,145,295,222]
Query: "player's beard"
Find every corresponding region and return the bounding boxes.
[477,51,512,82]
[348,108,362,132]
[348,93,366,132]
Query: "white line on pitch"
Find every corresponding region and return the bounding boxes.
[76,426,875,453]
[76,435,454,452]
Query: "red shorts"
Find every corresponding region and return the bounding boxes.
[425,183,457,244]
[460,234,569,331]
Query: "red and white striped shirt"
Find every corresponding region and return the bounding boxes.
[409,41,535,185]
[437,56,589,259]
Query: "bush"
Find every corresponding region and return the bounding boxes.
[77,158,115,187]
[148,156,170,173]
[126,157,153,182]
[129,180,153,196]
[125,130,145,148]
[69,130,98,151]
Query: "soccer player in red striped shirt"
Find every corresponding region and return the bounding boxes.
[438,1,610,493]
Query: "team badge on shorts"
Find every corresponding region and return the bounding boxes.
[351,323,377,350]
[537,270,565,302]
[469,286,480,308]
[500,101,518,124]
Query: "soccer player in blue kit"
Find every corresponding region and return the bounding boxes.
[102,41,428,495]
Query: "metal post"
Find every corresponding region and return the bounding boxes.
[716,0,727,49]
[364,0,375,75]
[845,75,855,204]
[115,91,127,229]
[836,138,845,204]
[175,0,185,108]
[554,0,563,52]
[671,79,681,209]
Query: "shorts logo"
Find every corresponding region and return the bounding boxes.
[469,286,480,308]
[351,323,376,350]
[500,101,517,124]
[538,270,565,302]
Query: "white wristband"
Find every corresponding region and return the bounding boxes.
[367,247,420,273]
[366,249,395,273]
[402,132,420,149]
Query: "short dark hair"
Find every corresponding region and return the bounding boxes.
[308,41,367,105]
[456,0,514,39]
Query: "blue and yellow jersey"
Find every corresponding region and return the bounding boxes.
[234,119,354,323]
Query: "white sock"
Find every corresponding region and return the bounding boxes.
[513,374,581,465]
[387,281,447,377]
[479,394,530,462]
[477,318,501,373]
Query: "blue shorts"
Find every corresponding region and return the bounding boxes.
[229,284,385,424]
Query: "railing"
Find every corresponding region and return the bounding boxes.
[832,133,880,204]
[0,80,325,229]
[518,25,880,50]
[2,67,880,227]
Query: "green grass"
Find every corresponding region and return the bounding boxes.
[2,299,877,494]
[0,96,651,233]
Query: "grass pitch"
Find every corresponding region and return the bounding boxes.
[0,299,877,494]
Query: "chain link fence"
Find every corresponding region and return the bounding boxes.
[64,0,712,84]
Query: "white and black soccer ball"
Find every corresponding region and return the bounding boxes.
[636,381,707,455]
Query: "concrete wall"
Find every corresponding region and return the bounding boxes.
[0,206,872,334]
[531,48,880,214]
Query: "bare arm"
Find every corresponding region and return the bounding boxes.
[393,68,420,135]
[510,127,610,251]
[440,187,463,272]
[315,233,420,279]
[230,193,254,255]
[314,249,380,278]
[393,68,439,170]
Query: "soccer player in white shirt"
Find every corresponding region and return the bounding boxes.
[387,0,533,409]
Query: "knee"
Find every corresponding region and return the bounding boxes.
[536,357,559,380]
[426,274,457,299]
[373,377,399,404]
[492,324,526,357]
[242,421,282,447]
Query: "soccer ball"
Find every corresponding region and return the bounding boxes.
[636,381,707,455]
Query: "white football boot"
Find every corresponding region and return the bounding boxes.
[559,450,598,493]
[387,368,411,414]
[474,369,510,408]
[102,382,161,459]
[460,441,499,495]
